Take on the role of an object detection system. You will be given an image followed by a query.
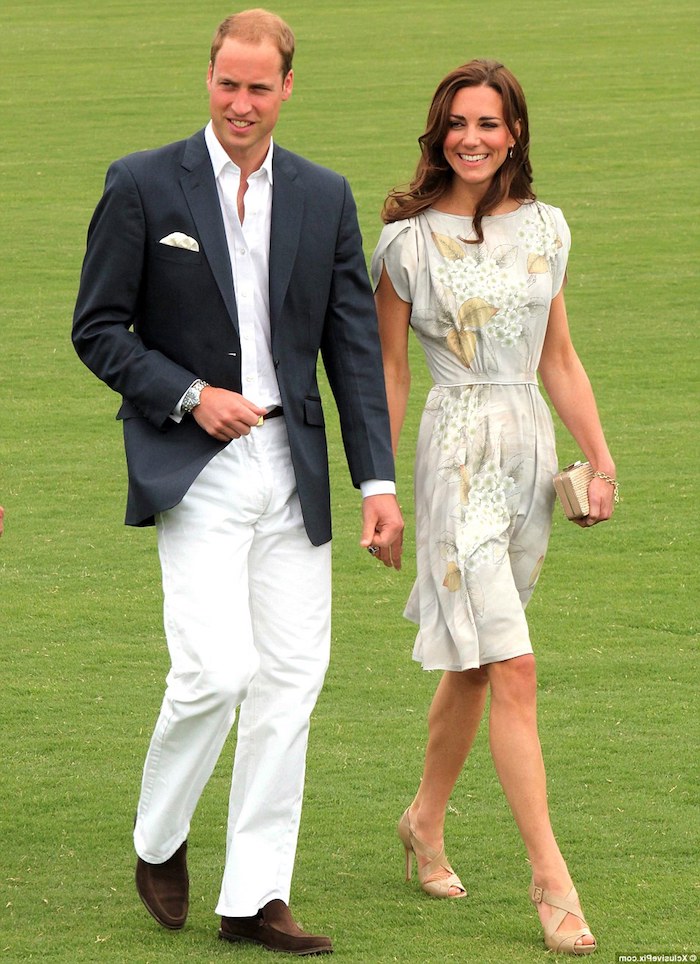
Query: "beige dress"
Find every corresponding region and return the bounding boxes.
[371,202,570,670]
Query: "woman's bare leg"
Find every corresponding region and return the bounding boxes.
[407,668,489,892]
[486,654,595,948]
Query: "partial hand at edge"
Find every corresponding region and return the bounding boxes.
[361,494,404,570]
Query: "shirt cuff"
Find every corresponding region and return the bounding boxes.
[360,479,396,498]
[169,385,192,423]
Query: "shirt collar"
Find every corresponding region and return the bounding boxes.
[204,121,274,184]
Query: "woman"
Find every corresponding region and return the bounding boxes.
[371,60,617,955]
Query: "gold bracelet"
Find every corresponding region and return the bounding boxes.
[593,470,619,503]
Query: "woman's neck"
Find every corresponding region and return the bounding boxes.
[433,179,520,217]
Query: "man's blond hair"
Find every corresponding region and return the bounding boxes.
[210,8,295,75]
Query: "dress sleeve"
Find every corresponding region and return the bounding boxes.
[369,220,416,302]
[550,205,571,297]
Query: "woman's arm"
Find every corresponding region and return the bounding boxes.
[538,290,617,525]
[374,265,412,456]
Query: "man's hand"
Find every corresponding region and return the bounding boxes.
[193,387,267,441]
[361,494,404,570]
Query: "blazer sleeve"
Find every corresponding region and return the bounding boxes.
[72,159,196,429]
[320,178,395,486]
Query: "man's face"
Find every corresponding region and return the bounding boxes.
[207,37,293,171]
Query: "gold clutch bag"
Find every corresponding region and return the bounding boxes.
[553,461,595,520]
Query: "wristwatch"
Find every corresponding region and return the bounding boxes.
[181,379,209,415]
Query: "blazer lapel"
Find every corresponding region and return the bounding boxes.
[180,131,239,332]
[269,146,303,332]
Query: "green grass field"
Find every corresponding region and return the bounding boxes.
[1,1,698,961]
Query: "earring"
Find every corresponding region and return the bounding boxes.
[508,146,514,159]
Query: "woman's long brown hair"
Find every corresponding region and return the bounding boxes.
[382,60,535,244]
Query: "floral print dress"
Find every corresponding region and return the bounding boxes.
[371,202,570,670]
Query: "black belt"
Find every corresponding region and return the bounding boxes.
[263,406,284,420]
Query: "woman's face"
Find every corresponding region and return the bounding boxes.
[442,85,516,194]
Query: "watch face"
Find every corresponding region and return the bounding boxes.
[183,380,207,413]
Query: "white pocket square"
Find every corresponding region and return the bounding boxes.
[159,232,199,252]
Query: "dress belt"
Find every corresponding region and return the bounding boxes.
[435,373,538,387]
[263,406,284,419]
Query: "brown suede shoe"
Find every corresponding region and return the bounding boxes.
[219,899,333,955]
[135,840,189,930]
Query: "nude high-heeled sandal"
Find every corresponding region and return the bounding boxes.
[529,881,597,955]
[397,808,467,899]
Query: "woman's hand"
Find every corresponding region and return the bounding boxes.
[576,474,618,527]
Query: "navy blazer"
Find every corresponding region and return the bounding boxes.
[73,129,395,546]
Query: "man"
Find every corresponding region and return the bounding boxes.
[73,9,403,955]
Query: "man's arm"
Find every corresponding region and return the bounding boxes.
[320,177,404,567]
[72,159,197,427]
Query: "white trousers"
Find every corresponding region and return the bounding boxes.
[133,418,331,917]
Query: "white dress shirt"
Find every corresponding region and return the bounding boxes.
[205,122,281,409]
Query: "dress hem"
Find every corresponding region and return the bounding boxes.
[412,641,534,673]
